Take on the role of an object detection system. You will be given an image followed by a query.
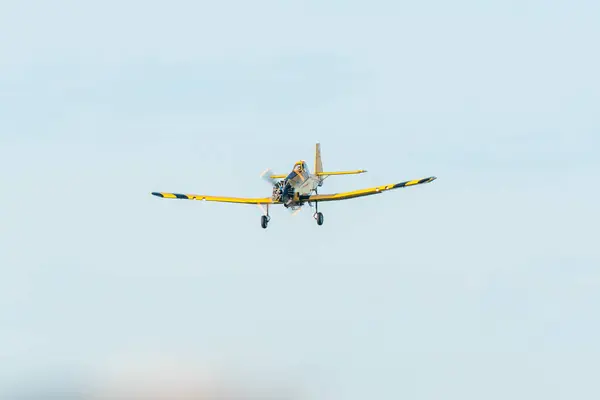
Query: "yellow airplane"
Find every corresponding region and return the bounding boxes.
[152,143,437,228]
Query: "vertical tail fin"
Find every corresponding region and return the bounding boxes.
[315,143,323,175]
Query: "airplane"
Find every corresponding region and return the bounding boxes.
[151,143,437,229]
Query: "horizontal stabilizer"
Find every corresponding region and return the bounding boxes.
[316,170,367,177]
[268,174,288,179]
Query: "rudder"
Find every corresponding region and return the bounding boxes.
[315,143,323,174]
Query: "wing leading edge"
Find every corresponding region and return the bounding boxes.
[151,192,276,205]
[306,176,437,203]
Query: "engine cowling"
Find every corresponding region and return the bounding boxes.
[272,180,295,206]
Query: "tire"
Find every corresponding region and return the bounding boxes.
[261,215,269,229]
[316,212,324,226]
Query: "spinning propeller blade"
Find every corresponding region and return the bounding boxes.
[260,168,278,185]
[261,169,302,216]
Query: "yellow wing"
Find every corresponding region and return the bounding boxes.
[152,192,276,204]
[307,176,437,202]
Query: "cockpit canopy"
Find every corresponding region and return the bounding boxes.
[293,160,308,173]
[286,160,309,181]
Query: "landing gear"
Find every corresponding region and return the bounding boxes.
[316,212,324,226]
[313,202,324,226]
[261,204,271,229]
[261,215,269,229]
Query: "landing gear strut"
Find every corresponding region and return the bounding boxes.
[313,202,324,226]
[261,204,271,229]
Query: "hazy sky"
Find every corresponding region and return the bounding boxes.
[1,1,599,398]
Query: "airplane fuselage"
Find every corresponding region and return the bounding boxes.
[285,169,320,195]
[272,160,322,208]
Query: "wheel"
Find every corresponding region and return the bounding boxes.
[261,215,269,229]
[316,212,324,226]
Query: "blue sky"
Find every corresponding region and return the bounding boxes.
[1,1,599,398]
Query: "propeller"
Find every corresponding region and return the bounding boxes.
[260,169,302,216]
[260,168,278,186]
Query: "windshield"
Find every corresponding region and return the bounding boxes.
[286,171,298,180]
